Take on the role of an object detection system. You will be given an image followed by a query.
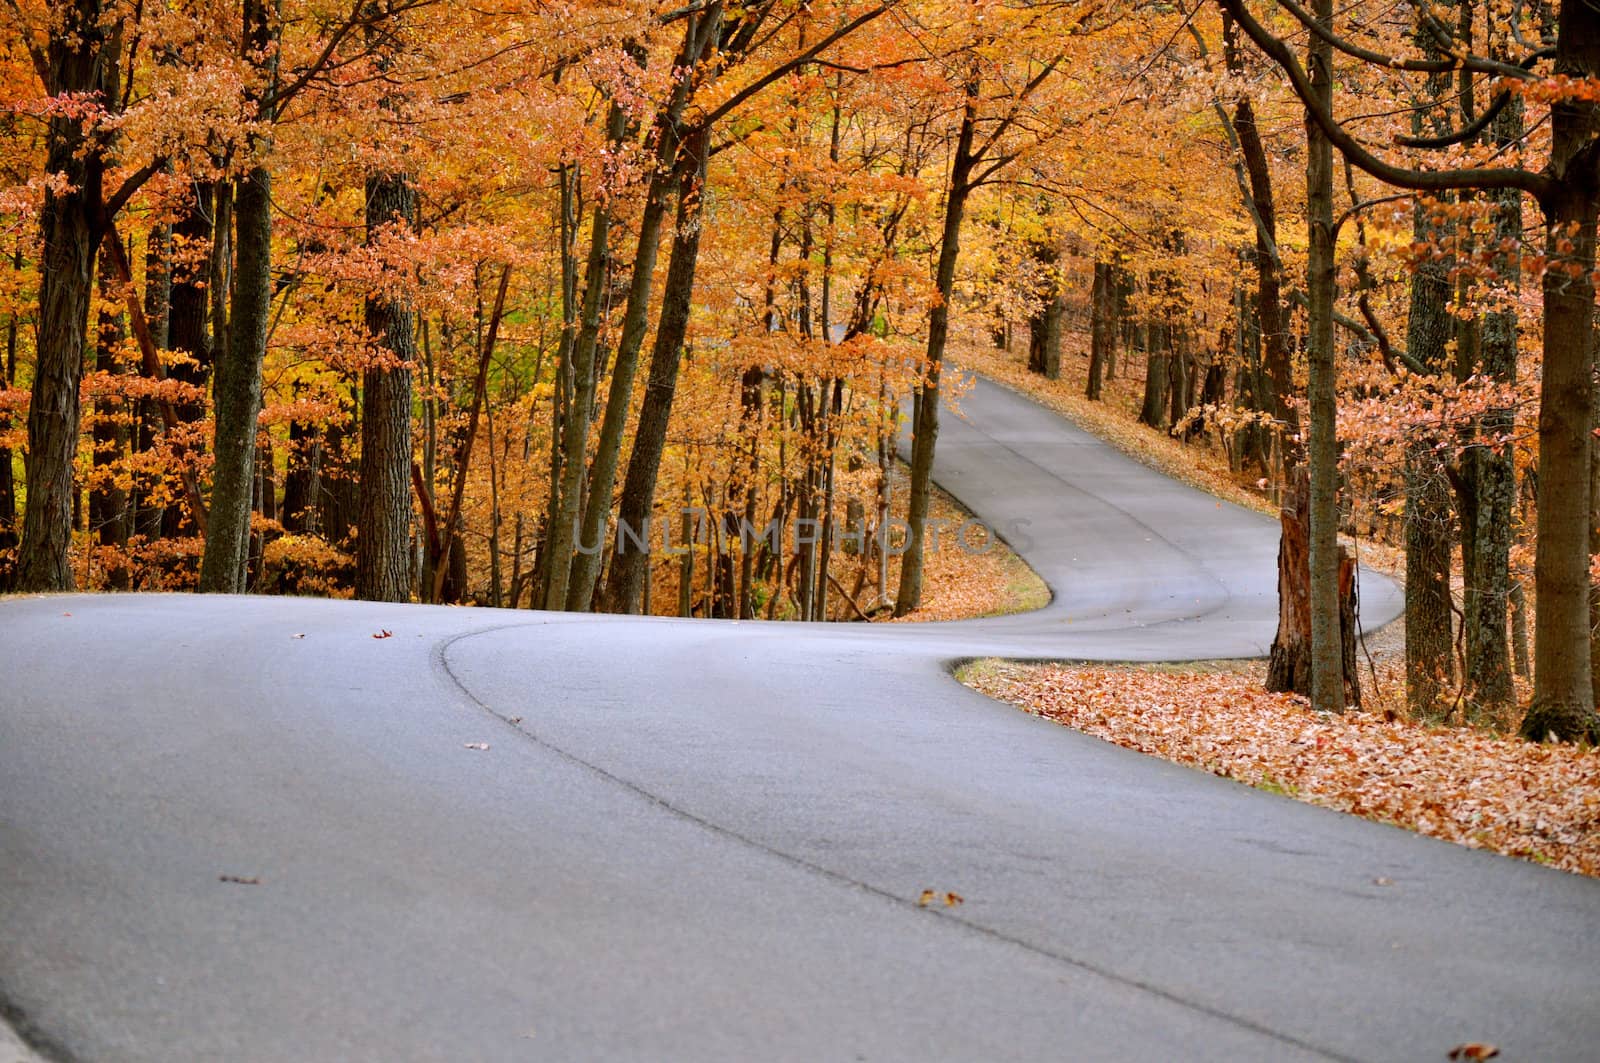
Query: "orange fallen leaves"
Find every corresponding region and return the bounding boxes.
[964,661,1600,877]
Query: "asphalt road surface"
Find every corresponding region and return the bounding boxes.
[3,376,1596,1062]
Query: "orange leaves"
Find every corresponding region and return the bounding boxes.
[964,660,1600,878]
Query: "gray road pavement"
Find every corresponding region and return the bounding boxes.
[2,376,1595,1062]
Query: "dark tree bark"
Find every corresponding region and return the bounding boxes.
[1027,294,1065,380]
[0,302,16,589]
[90,248,130,588]
[281,401,322,534]
[1304,0,1344,712]
[1223,12,1295,440]
[1268,470,1360,705]
[131,218,172,541]
[603,126,712,615]
[895,78,979,617]
[319,408,360,547]
[569,14,713,612]
[1137,304,1168,429]
[1166,330,1190,430]
[1402,24,1457,719]
[1460,92,1522,720]
[1086,260,1112,401]
[1026,239,1063,380]
[355,168,417,602]
[160,181,216,540]
[545,100,631,610]
[198,162,271,593]
[17,0,109,591]
[1522,0,1600,742]
[199,0,278,593]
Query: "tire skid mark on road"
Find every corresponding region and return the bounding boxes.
[429,620,1357,1063]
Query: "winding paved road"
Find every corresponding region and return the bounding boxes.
[2,377,1596,1062]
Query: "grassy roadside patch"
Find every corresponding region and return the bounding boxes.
[958,658,1600,877]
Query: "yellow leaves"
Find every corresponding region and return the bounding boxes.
[917,889,963,907]
[964,658,1600,878]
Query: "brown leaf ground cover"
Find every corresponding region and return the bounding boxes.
[961,657,1600,877]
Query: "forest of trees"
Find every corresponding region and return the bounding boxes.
[0,0,1595,740]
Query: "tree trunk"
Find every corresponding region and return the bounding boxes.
[1086,260,1112,401]
[1267,472,1313,694]
[1268,470,1359,704]
[1405,445,1454,718]
[0,305,17,589]
[355,168,417,602]
[603,126,711,614]
[1521,0,1600,742]
[1401,25,1457,718]
[198,161,271,593]
[1304,0,1344,712]
[895,80,978,617]
[569,18,713,612]
[199,0,277,593]
[1223,19,1294,438]
[545,101,629,610]
[91,249,130,589]
[17,0,108,591]
[281,406,321,534]
[1137,315,1168,428]
[132,219,172,542]
[320,409,359,547]
[1166,329,1190,430]
[1461,95,1522,720]
[160,181,216,539]
[1026,241,1064,380]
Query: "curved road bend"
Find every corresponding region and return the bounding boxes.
[2,376,1596,1062]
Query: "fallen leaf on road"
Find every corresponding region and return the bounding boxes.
[943,892,964,907]
[372,630,393,639]
[1448,1044,1498,1061]
[463,742,490,751]
[291,633,306,639]
[917,890,936,907]
[219,875,261,885]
